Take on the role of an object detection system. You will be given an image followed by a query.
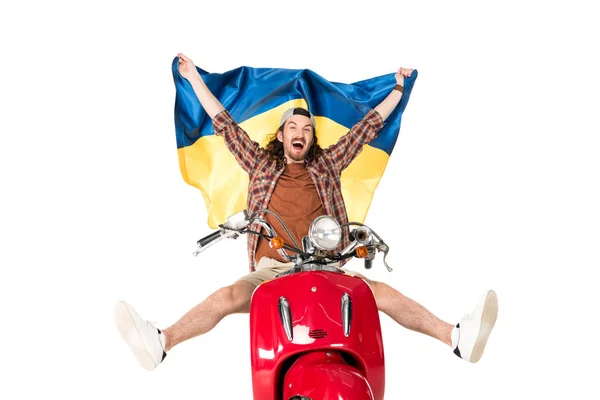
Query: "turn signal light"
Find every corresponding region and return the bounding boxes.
[270,236,285,249]
[356,246,369,258]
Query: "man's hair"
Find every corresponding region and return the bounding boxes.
[265,107,323,168]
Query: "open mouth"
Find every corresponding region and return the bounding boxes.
[292,140,305,151]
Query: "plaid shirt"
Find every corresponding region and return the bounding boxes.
[213,109,384,272]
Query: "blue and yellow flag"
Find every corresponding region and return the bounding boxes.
[172,57,418,228]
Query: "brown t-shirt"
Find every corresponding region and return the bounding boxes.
[254,162,324,264]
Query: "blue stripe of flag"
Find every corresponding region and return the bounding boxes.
[172,57,417,155]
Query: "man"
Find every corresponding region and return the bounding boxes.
[115,53,498,371]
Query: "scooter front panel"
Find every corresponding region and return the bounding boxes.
[249,271,385,400]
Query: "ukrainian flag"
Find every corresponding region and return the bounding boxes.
[172,57,418,229]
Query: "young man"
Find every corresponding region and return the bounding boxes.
[115,53,498,371]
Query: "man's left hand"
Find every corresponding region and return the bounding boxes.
[395,67,414,86]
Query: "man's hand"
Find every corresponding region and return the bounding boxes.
[177,53,200,81]
[375,67,415,121]
[395,67,413,87]
[175,52,225,119]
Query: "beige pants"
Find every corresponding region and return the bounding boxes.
[237,257,295,287]
[237,257,361,287]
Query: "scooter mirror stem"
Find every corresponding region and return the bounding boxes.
[223,210,250,229]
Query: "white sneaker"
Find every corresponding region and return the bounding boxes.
[451,290,498,363]
[115,301,167,370]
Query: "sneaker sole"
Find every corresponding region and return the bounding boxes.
[470,290,498,363]
[115,301,158,371]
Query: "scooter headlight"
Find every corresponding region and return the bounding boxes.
[308,216,341,250]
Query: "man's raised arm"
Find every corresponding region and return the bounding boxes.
[326,67,414,171]
[375,67,413,121]
[177,53,225,119]
[176,53,262,174]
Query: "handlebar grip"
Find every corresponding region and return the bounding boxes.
[364,259,373,269]
[197,230,223,248]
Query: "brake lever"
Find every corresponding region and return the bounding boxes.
[376,243,393,272]
[382,249,393,272]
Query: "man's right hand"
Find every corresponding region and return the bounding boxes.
[175,52,225,119]
[177,53,199,82]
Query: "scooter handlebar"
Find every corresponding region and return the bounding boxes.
[193,229,236,256]
[197,230,223,248]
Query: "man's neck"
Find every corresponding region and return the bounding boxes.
[285,158,306,165]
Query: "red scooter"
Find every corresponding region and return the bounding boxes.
[193,209,395,400]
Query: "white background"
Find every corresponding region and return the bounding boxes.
[1,0,599,398]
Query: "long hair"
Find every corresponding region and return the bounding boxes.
[264,108,323,169]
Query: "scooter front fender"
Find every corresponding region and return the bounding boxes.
[282,351,374,400]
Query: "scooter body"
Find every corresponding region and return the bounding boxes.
[249,269,385,400]
[193,210,394,399]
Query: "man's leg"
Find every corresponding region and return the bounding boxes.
[115,280,255,370]
[358,275,498,363]
[361,276,453,345]
[160,259,294,351]
[115,260,291,370]
[162,280,255,351]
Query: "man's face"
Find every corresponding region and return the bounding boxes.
[277,115,314,163]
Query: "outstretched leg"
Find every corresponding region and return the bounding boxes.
[163,281,256,351]
[365,278,453,345]
[162,280,255,350]
[361,275,498,363]
[115,280,256,370]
